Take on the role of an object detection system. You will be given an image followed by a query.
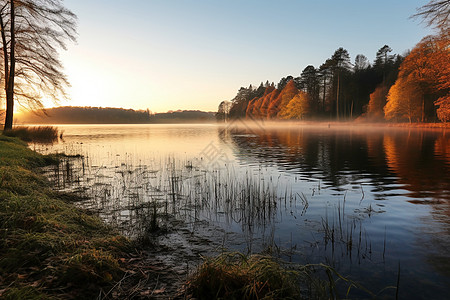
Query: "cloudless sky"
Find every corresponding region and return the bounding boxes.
[55,0,432,113]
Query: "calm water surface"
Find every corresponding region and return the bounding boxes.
[36,123,450,299]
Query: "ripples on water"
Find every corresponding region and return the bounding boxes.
[35,123,450,299]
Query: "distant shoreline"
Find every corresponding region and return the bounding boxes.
[11,120,450,129]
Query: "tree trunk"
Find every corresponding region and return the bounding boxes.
[421,96,425,123]
[322,75,326,114]
[336,73,340,121]
[3,1,15,131]
[350,100,354,119]
[4,95,13,130]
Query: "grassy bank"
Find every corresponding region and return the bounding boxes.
[0,135,132,299]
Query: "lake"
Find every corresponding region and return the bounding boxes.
[35,122,450,299]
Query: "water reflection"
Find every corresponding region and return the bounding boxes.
[220,124,450,297]
[224,125,450,202]
[36,124,450,299]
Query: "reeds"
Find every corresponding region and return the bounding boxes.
[3,125,60,144]
[320,200,381,264]
[41,151,397,298]
[44,156,285,241]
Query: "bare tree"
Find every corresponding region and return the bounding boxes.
[0,0,77,130]
[412,0,450,30]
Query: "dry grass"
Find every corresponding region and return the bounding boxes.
[3,126,60,144]
[0,135,135,299]
[185,252,302,299]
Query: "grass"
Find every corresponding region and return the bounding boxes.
[2,126,60,144]
[0,135,134,299]
[186,252,302,299]
[186,251,387,300]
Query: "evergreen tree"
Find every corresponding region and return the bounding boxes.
[330,48,352,120]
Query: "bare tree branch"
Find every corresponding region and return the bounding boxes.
[412,0,450,30]
[0,0,77,129]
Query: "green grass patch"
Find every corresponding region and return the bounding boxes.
[0,136,132,299]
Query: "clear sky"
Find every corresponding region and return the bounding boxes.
[55,0,432,113]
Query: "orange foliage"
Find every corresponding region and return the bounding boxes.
[395,32,450,122]
[367,85,389,120]
[245,98,257,117]
[384,76,422,122]
[267,81,298,119]
[245,81,299,119]
[259,87,278,117]
[246,86,277,119]
[436,95,450,122]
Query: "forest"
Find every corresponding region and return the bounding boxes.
[217,30,449,123]
[16,106,215,124]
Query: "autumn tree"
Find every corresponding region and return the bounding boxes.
[412,0,450,122]
[278,91,310,120]
[259,86,278,118]
[385,76,422,122]
[384,32,449,122]
[367,85,389,120]
[398,34,449,122]
[268,80,297,119]
[0,0,77,130]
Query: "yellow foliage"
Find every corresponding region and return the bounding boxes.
[384,76,422,122]
[278,91,310,120]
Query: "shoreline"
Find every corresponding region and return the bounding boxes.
[11,120,449,129]
[0,135,160,299]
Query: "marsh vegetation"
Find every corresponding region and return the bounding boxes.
[30,123,450,298]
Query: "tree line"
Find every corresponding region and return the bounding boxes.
[218,1,449,123]
[1,1,448,129]
[218,34,448,123]
[17,106,215,124]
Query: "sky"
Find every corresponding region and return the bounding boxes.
[53,0,433,113]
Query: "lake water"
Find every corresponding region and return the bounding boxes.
[35,122,450,299]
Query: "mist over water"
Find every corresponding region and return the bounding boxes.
[35,123,450,298]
